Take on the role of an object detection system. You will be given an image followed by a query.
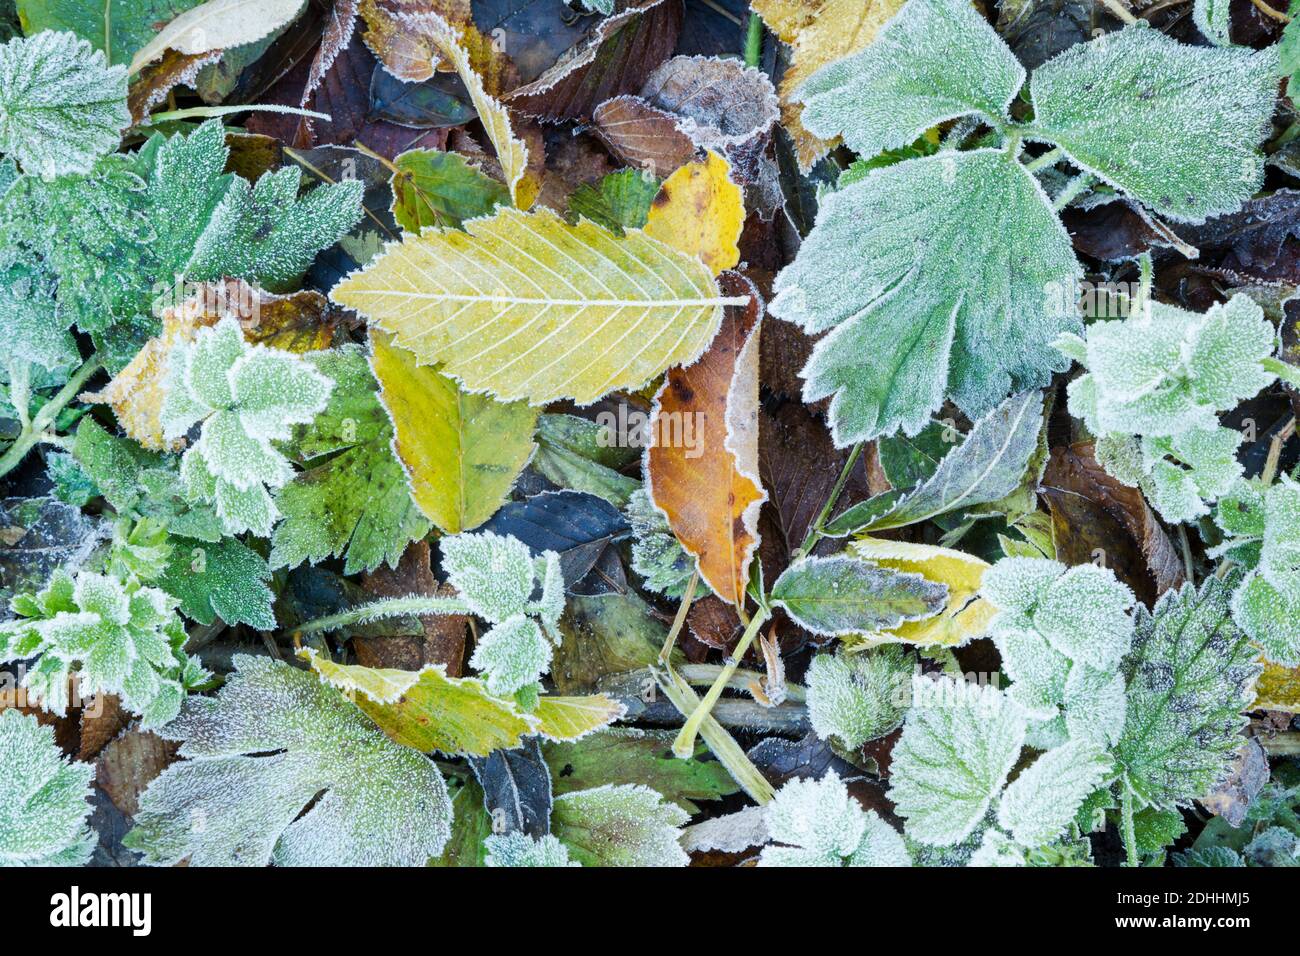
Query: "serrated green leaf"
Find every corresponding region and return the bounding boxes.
[159,535,275,630]
[806,646,912,749]
[760,772,911,867]
[566,168,659,236]
[390,148,510,233]
[997,741,1112,848]
[0,709,95,866]
[551,784,689,867]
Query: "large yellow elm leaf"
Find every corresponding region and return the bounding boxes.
[369,333,537,534]
[846,537,994,648]
[646,275,765,607]
[332,206,747,405]
[643,150,744,276]
[753,0,905,170]
[303,651,538,755]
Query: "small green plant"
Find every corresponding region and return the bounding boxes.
[759,772,911,867]
[0,709,96,866]
[805,646,912,750]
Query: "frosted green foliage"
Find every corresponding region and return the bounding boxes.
[625,488,698,598]
[797,0,1025,161]
[1176,845,1245,867]
[483,832,578,867]
[442,531,564,696]
[759,772,911,867]
[770,149,1079,443]
[888,677,1027,846]
[993,625,1070,721]
[770,555,947,637]
[806,646,912,749]
[1193,0,1232,46]
[161,317,333,536]
[1222,477,1300,665]
[551,784,689,867]
[1062,663,1127,749]
[1029,25,1277,223]
[107,518,172,584]
[2,264,77,370]
[0,568,210,728]
[982,558,1136,673]
[187,165,365,292]
[0,709,95,867]
[159,536,276,631]
[968,829,1027,867]
[1063,296,1275,438]
[1115,578,1262,809]
[997,741,1112,848]
[575,0,615,13]
[0,31,128,177]
[271,346,431,574]
[124,654,452,866]
[47,452,97,507]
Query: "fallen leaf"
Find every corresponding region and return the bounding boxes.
[647,273,765,606]
[1253,660,1300,713]
[127,48,223,124]
[128,0,308,75]
[358,540,469,676]
[94,727,179,817]
[644,150,745,275]
[533,694,627,742]
[592,94,698,176]
[481,490,631,593]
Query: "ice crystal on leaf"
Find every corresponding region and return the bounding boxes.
[551,784,689,867]
[1028,24,1278,224]
[770,555,948,637]
[441,531,564,696]
[484,832,579,868]
[996,740,1112,848]
[625,488,699,599]
[769,149,1079,443]
[124,654,452,867]
[160,316,333,537]
[1115,578,1262,809]
[888,677,1027,846]
[759,772,911,867]
[805,646,912,749]
[0,31,128,178]
[1060,294,1276,522]
[0,568,210,728]
[796,0,1025,162]
[0,709,96,867]
[1221,477,1300,665]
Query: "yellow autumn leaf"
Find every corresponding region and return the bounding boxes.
[1253,661,1300,713]
[753,0,906,170]
[533,695,628,742]
[845,537,994,648]
[332,206,748,405]
[369,333,538,534]
[643,150,744,276]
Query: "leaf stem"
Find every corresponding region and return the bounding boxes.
[1121,782,1140,866]
[794,441,864,561]
[1096,0,1141,25]
[1022,147,1064,173]
[660,568,699,662]
[294,595,471,635]
[0,354,104,480]
[671,604,772,757]
[139,104,333,126]
[1051,172,1097,212]
[743,12,764,67]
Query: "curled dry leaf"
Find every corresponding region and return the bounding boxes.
[127,49,224,124]
[591,94,698,176]
[646,273,766,607]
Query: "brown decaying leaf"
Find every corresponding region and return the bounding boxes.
[506,0,684,123]
[646,273,766,607]
[591,94,698,176]
[293,0,362,143]
[360,0,516,93]
[640,55,779,158]
[1042,442,1186,604]
[95,728,180,818]
[752,0,905,170]
[1061,199,1198,263]
[0,688,79,753]
[78,694,130,761]
[128,49,224,125]
[1199,737,1269,827]
[357,540,468,676]
[686,593,742,650]
[83,280,340,451]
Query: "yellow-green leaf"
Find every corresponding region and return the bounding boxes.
[304,651,540,756]
[369,333,537,534]
[534,694,627,742]
[332,206,747,405]
[643,150,744,276]
[847,537,994,648]
[1254,661,1300,713]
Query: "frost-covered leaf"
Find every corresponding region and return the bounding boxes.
[0,30,129,176]
[550,784,689,867]
[440,531,537,624]
[127,0,306,75]
[484,832,578,867]
[1217,477,1300,664]
[806,647,911,749]
[982,557,1136,672]
[531,693,625,743]
[2,264,77,370]
[827,390,1046,534]
[481,490,631,593]
[304,651,540,756]
[888,677,1027,845]
[271,345,431,575]
[0,568,209,727]
[770,555,947,637]
[1116,578,1262,809]
[330,206,745,406]
[470,614,552,697]
[642,150,744,275]
[566,168,658,236]
[770,150,1078,443]
[625,488,698,598]
[159,535,275,631]
[1193,0,1232,46]
[368,334,537,536]
[996,741,1112,848]
[162,317,332,536]
[795,0,1024,163]
[124,654,452,866]
[390,147,510,233]
[759,771,910,867]
[1029,24,1277,223]
[0,708,95,866]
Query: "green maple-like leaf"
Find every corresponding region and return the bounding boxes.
[271,345,431,575]
[124,654,452,866]
[770,149,1079,443]
[0,30,128,177]
[0,709,96,866]
[158,535,276,631]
